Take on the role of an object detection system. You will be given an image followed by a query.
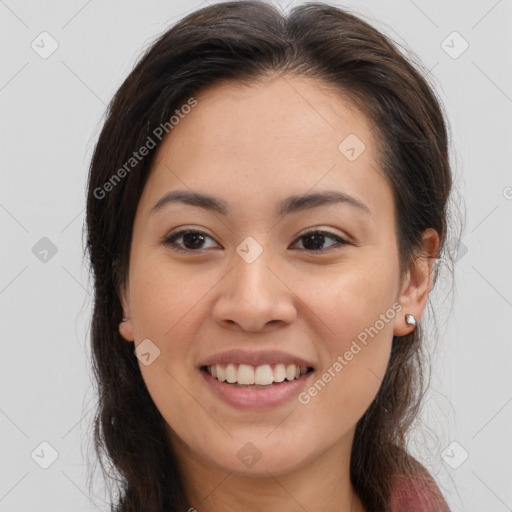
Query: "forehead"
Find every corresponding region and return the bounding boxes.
[139,75,391,221]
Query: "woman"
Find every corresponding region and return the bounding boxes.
[85,1,455,510]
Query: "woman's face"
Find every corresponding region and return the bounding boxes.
[119,75,427,478]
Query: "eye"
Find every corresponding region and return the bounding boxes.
[291,230,350,252]
[161,229,350,254]
[162,229,219,253]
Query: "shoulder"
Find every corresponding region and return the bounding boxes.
[389,472,450,512]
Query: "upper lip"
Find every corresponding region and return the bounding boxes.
[198,349,315,369]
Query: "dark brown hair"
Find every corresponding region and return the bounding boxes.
[84,1,457,510]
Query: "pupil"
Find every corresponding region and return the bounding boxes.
[304,233,325,251]
[183,232,204,249]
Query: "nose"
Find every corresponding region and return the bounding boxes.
[212,248,297,332]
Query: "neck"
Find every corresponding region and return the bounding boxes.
[169,428,366,512]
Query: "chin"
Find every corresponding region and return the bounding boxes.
[201,429,319,477]
[216,449,311,478]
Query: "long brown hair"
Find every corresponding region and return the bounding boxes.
[84,2,458,510]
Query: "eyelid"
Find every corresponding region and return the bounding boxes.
[296,227,350,242]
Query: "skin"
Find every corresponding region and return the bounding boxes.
[118,74,439,512]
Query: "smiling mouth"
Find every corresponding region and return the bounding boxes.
[200,363,314,388]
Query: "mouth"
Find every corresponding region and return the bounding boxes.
[197,349,316,408]
[199,363,315,409]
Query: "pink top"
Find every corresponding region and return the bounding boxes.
[389,473,450,511]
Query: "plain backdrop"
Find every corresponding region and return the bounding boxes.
[1,0,511,510]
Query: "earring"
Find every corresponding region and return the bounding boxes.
[405,314,416,328]
[121,317,128,322]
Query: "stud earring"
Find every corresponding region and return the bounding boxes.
[121,317,128,322]
[405,314,416,328]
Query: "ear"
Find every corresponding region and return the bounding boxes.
[118,279,135,342]
[393,228,440,336]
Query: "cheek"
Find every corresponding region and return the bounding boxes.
[303,255,398,343]
[129,256,219,402]
[129,254,209,342]
[296,259,397,418]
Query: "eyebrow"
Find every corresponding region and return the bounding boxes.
[150,189,372,217]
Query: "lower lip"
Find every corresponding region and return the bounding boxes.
[200,368,314,409]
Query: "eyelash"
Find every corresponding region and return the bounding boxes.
[161,229,350,254]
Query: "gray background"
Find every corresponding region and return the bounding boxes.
[1,0,511,510]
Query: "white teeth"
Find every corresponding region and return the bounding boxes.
[273,363,286,382]
[225,363,237,383]
[254,365,273,385]
[285,364,296,381]
[206,363,309,385]
[216,365,226,382]
[237,364,255,385]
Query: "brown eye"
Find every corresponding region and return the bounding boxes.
[292,230,349,252]
[162,230,218,252]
